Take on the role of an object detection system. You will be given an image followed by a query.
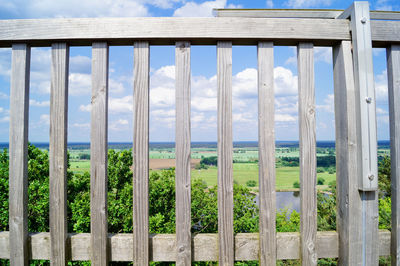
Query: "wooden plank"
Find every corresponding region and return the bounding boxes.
[9,43,30,266]
[215,9,400,20]
[371,21,400,47]
[0,18,350,47]
[49,42,69,266]
[333,40,363,265]
[0,231,392,261]
[297,42,317,266]
[90,42,109,265]
[133,41,150,265]
[257,41,276,264]
[387,44,400,265]
[217,41,233,266]
[175,41,191,266]
[348,2,379,264]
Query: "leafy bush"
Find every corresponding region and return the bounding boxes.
[293,181,300,189]
[200,156,218,166]
[246,180,257,187]
[317,167,325,173]
[317,177,325,185]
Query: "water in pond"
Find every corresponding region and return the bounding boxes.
[255,191,300,213]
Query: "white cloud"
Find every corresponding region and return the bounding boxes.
[266,0,273,8]
[285,47,332,65]
[275,114,296,122]
[0,116,9,123]
[274,67,298,96]
[0,92,8,99]
[69,73,91,96]
[39,114,50,125]
[314,47,332,64]
[70,55,91,74]
[285,0,332,8]
[30,99,50,107]
[149,0,184,9]
[376,107,388,115]
[110,119,129,131]
[317,94,334,113]
[70,122,90,128]
[79,104,91,112]
[1,0,149,18]
[109,96,133,113]
[374,0,393,11]
[173,0,227,17]
[375,69,388,102]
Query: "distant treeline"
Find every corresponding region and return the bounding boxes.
[0,140,391,151]
[280,156,336,168]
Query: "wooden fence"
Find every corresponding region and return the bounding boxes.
[0,1,399,265]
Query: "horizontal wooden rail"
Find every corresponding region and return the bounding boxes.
[214,9,400,20]
[0,17,350,46]
[0,231,391,261]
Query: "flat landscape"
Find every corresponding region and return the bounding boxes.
[26,141,388,191]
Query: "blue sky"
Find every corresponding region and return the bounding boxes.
[0,0,397,142]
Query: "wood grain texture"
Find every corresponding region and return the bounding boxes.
[349,2,379,264]
[257,41,276,264]
[371,21,400,47]
[9,43,30,266]
[297,42,317,266]
[215,9,400,20]
[175,41,191,266]
[49,42,69,266]
[217,41,234,266]
[0,231,392,261]
[133,41,150,265]
[90,42,109,265]
[387,44,400,266]
[333,40,363,265]
[0,18,350,47]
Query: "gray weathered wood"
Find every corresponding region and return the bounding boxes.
[9,43,30,266]
[217,41,233,266]
[215,8,400,20]
[348,2,379,264]
[257,41,276,264]
[349,2,378,191]
[371,21,400,47]
[333,40,363,265]
[175,41,191,266]
[297,42,317,266]
[387,44,400,266]
[0,231,392,261]
[133,41,150,265]
[0,18,350,47]
[49,42,69,266]
[90,42,109,265]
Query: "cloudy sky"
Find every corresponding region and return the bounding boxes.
[0,0,397,142]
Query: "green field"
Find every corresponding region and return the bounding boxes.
[191,163,336,190]
[70,159,336,190]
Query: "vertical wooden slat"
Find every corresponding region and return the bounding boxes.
[217,41,233,266]
[333,40,363,265]
[9,43,30,266]
[133,41,150,265]
[90,42,109,265]
[49,43,69,266]
[387,44,400,265]
[175,41,191,266]
[297,42,317,266]
[348,3,379,264]
[257,41,276,264]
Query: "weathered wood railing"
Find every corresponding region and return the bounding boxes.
[0,1,400,265]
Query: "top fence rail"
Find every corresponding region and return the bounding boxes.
[0,15,398,47]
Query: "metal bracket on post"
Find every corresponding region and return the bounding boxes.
[338,2,378,192]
